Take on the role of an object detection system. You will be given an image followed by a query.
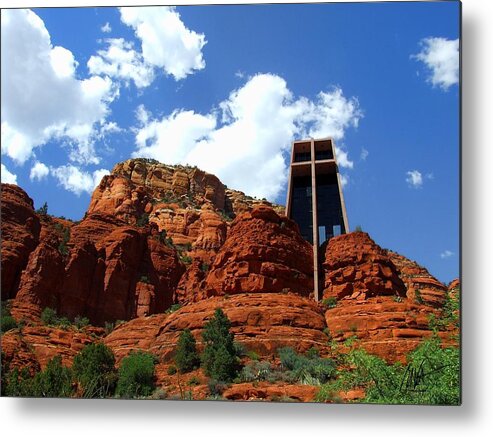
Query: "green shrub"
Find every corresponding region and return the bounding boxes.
[201,308,240,382]
[175,329,200,373]
[116,351,156,398]
[200,262,210,272]
[187,376,201,386]
[165,303,182,314]
[41,307,58,325]
[316,337,460,405]
[36,202,48,216]
[167,365,177,375]
[278,347,336,385]
[72,343,117,398]
[139,275,150,284]
[1,303,18,333]
[136,213,149,227]
[5,356,73,398]
[246,350,260,361]
[322,297,338,308]
[180,255,192,264]
[207,378,229,396]
[354,225,363,232]
[57,225,70,256]
[238,361,273,383]
[74,316,90,330]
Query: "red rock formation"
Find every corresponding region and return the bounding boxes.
[323,231,406,301]
[104,293,328,362]
[1,326,102,372]
[11,213,184,325]
[1,184,41,299]
[204,205,314,297]
[387,250,448,308]
[323,232,454,363]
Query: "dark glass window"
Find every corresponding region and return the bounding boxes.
[291,175,313,243]
[315,149,333,160]
[294,151,311,162]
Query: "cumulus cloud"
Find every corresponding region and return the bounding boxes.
[406,170,423,188]
[1,9,117,166]
[360,147,369,160]
[101,22,111,33]
[440,250,454,259]
[51,165,109,195]
[88,38,155,89]
[413,37,459,90]
[1,163,18,184]
[132,73,362,200]
[30,161,49,181]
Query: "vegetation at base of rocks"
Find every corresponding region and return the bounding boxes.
[35,201,49,216]
[165,303,182,314]
[237,360,273,383]
[428,290,460,332]
[139,275,150,284]
[54,222,70,256]
[175,328,200,373]
[72,343,117,398]
[207,378,229,396]
[201,308,240,382]
[136,213,149,227]
[246,350,260,361]
[200,262,210,272]
[4,355,74,398]
[1,302,18,333]
[167,365,177,375]
[115,351,156,398]
[218,210,234,222]
[278,347,336,385]
[187,376,201,386]
[315,337,460,405]
[154,229,174,247]
[321,297,338,309]
[40,307,89,330]
[414,289,424,304]
[180,255,193,265]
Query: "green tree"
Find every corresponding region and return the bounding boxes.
[31,355,73,397]
[115,351,156,398]
[72,343,117,398]
[175,329,200,373]
[4,356,73,398]
[201,308,239,382]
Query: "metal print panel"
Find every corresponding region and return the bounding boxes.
[0,1,461,405]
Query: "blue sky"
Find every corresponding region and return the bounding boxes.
[1,2,460,283]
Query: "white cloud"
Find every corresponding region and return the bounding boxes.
[406,170,423,188]
[101,22,111,33]
[1,9,117,166]
[119,6,206,82]
[88,38,155,89]
[132,73,362,201]
[413,37,459,91]
[360,147,369,160]
[30,161,49,181]
[339,174,349,188]
[440,250,454,259]
[1,163,18,184]
[51,165,109,195]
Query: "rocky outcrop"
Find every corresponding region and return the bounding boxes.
[1,184,41,299]
[203,205,314,297]
[1,326,102,373]
[87,160,282,266]
[104,293,328,362]
[322,232,453,362]
[387,250,448,308]
[11,213,184,325]
[323,232,406,301]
